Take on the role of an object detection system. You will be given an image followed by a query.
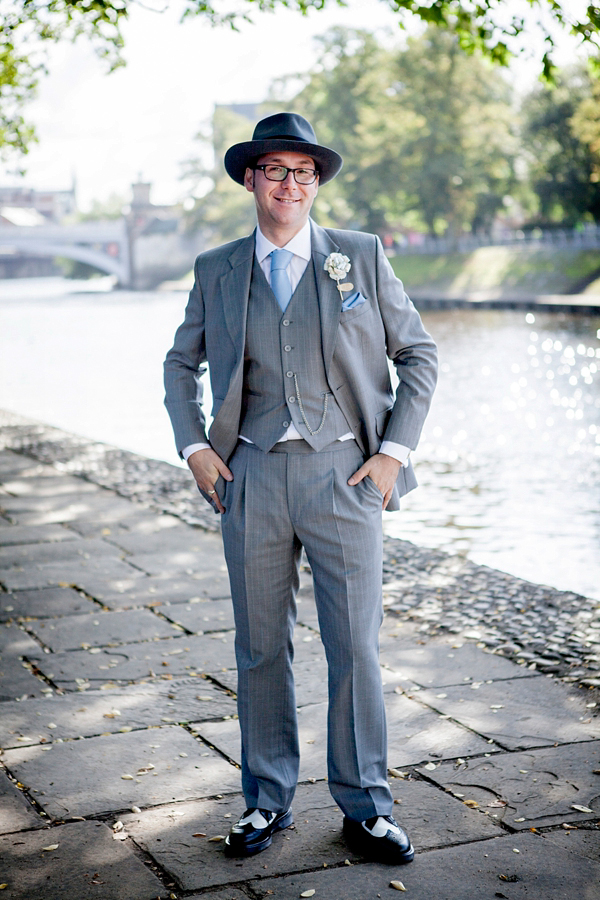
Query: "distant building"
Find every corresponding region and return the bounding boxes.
[126,178,181,238]
[0,180,77,225]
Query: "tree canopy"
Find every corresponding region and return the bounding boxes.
[2,0,600,159]
[185,26,600,242]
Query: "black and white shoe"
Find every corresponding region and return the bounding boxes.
[343,814,414,864]
[224,807,294,857]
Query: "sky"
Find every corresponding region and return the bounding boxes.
[0,0,590,212]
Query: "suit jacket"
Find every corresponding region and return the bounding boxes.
[164,220,438,512]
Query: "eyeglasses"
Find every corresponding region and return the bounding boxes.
[254,164,318,185]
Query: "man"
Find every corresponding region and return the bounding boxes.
[164,112,437,864]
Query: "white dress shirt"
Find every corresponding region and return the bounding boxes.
[182,221,410,466]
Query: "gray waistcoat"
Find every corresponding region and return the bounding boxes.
[239,254,352,452]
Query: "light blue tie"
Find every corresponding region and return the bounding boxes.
[270,249,294,311]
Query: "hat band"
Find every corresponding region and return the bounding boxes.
[259,134,312,143]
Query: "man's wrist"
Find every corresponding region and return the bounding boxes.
[379,440,411,467]
[182,442,211,461]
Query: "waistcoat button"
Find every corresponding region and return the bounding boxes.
[286,371,293,378]
[283,345,292,352]
[289,396,296,403]
[282,421,290,428]
[282,319,290,326]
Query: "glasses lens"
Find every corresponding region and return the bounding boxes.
[295,169,316,184]
[264,166,287,181]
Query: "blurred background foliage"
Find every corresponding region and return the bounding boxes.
[183,26,600,244]
[2,0,600,163]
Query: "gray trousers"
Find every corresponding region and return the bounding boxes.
[220,439,393,822]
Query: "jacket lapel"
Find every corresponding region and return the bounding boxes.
[310,220,341,375]
[220,231,255,361]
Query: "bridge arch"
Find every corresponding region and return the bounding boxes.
[0,220,131,286]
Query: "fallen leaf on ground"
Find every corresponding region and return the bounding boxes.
[423,762,437,771]
[192,833,206,837]
[390,881,406,891]
[300,891,316,897]
[572,805,594,813]
[208,835,225,842]
[131,806,141,814]
[121,774,134,780]
[42,844,59,851]
[488,800,507,808]
[464,800,479,808]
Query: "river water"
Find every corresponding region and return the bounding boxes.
[1,277,599,600]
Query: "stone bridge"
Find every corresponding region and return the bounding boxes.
[0,220,131,286]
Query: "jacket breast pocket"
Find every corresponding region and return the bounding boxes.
[339,296,372,323]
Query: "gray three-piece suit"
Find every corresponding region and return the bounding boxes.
[164,220,437,821]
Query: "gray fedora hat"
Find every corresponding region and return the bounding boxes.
[224,112,343,185]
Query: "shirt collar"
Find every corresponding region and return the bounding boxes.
[255,220,312,264]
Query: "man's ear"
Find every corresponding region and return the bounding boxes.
[244,167,255,193]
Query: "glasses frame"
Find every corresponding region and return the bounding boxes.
[253,164,319,185]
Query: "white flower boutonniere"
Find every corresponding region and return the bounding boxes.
[324,252,354,301]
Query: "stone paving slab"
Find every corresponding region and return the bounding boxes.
[195,692,495,780]
[0,678,237,749]
[0,556,144,592]
[0,450,43,476]
[122,778,501,892]
[417,677,600,749]
[545,828,600,863]
[417,741,600,830]
[2,493,152,527]
[160,598,235,634]
[66,508,174,538]
[380,637,534,688]
[0,767,43,834]
[385,691,498,766]
[0,623,46,701]
[0,821,166,899]
[0,490,105,515]
[107,524,226,559]
[187,891,248,900]
[293,657,329,707]
[91,573,232,608]
[0,586,98,621]
[2,726,241,818]
[28,633,237,688]
[0,536,121,567]
[24,607,182,652]
[0,523,79,547]
[294,595,319,629]
[1,474,101,497]
[253,832,600,900]
[126,550,228,578]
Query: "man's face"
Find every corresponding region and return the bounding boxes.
[244,150,319,238]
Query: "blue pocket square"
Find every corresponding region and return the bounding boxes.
[341,290,367,311]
